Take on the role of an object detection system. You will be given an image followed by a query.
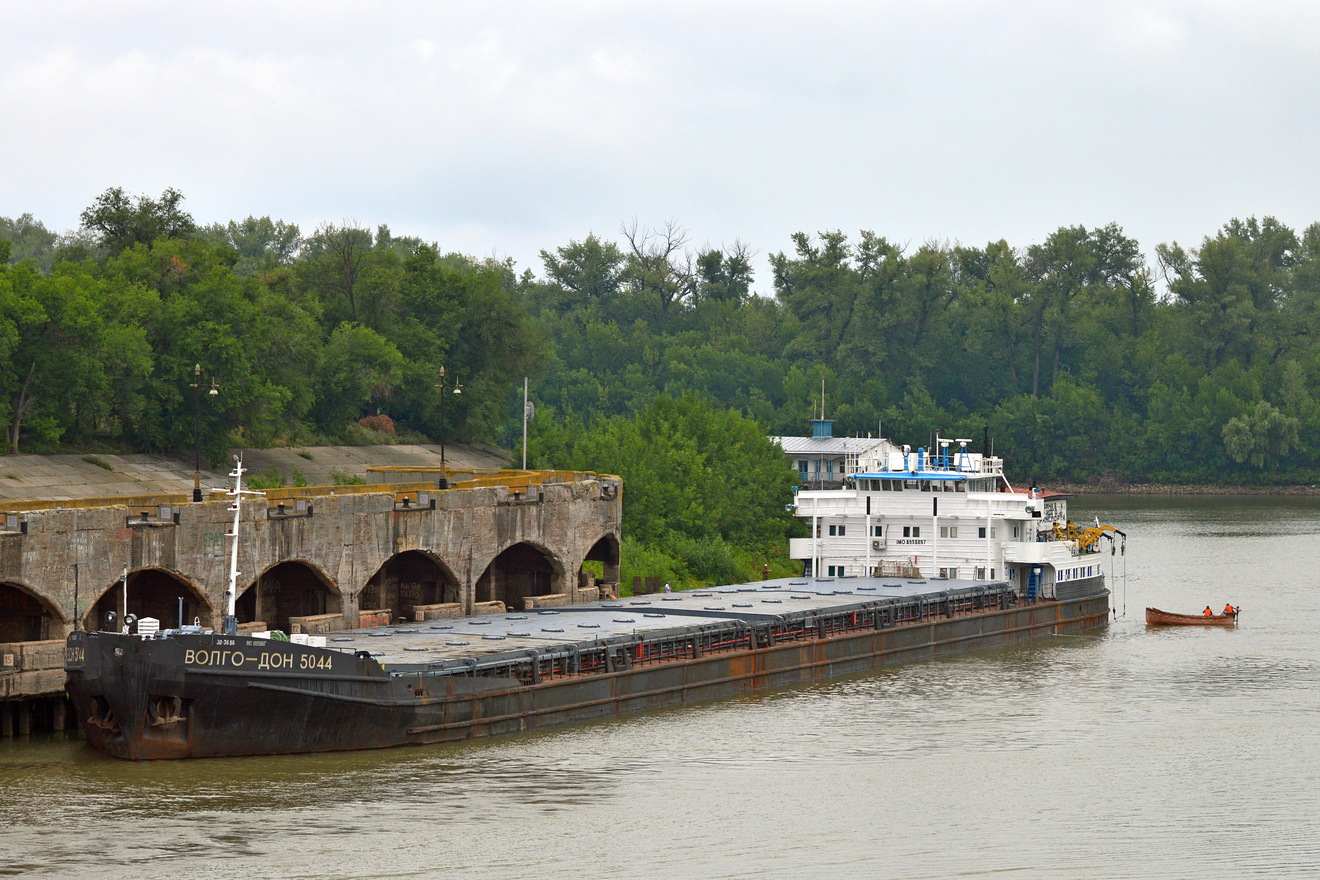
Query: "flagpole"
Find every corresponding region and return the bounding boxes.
[522,377,528,470]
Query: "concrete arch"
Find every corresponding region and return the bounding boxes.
[0,580,67,642]
[236,559,342,634]
[579,531,622,593]
[86,568,213,632]
[475,540,567,612]
[363,550,462,623]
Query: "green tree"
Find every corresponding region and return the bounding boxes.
[0,260,153,452]
[1222,401,1301,469]
[772,230,861,365]
[0,214,60,270]
[199,216,302,276]
[79,187,197,255]
[1158,217,1298,369]
[538,233,626,314]
[563,396,798,548]
[312,323,405,431]
[620,220,698,325]
[695,242,754,305]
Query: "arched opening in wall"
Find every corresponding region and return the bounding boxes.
[580,533,621,594]
[363,551,460,623]
[235,561,340,634]
[87,570,212,632]
[0,582,65,642]
[475,543,562,612]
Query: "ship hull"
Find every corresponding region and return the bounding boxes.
[67,590,1109,760]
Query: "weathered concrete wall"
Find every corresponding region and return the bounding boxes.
[0,475,622,704]
[0,641,64,700]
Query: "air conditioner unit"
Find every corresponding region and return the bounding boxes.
[871,539,885,550]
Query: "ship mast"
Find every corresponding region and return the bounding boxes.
[222,454,262,635]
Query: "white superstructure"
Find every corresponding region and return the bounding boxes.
[780,426,1118,601]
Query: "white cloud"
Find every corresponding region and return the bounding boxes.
[4,1,1320,282]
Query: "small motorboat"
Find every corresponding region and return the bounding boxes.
[1145,607,1238,627]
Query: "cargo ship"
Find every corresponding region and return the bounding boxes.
[65,446,1123,760]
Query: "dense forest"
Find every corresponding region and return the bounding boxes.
[3,189,1318,582]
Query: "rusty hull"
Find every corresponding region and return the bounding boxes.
[66,587,1108,759]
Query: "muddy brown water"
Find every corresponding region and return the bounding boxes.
[3,495,1318,879]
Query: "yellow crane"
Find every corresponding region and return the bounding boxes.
[1051,521,1127,553]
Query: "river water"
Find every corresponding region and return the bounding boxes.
[2,496,1318,879]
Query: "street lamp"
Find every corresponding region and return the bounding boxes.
[191,363,219,502]
[435,366,462,489]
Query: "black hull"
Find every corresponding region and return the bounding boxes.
[66,591,1109,760]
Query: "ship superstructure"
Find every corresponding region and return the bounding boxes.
[779,423,1121,602]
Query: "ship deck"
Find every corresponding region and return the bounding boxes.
[318,576,1011,668]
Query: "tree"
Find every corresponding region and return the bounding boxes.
[620,220,699,323]
[0,259,154,452]
[312,323,405,431]
[1222,401,1300,469]
[771,230,862,364]
[297,223,404,332]
[564,396,799,548]
[538,233,625,313]
[79,187,197,254]
[0,214,59,270]
[695,241,754,305]
[1158,217,1298,369]
[199,216,302,276]
[956,240,1028,395]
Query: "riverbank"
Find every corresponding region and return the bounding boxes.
[1051,481,1320,495]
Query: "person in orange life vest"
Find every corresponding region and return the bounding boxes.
[1203,606,1214,617]
[1223,603,1236,616]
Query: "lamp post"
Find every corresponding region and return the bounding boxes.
[435,366,462,489]
[191,364,219,502]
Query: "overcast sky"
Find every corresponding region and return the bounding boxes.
[5,1,1318,291]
